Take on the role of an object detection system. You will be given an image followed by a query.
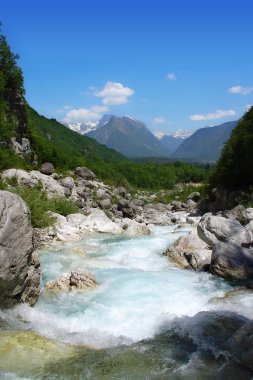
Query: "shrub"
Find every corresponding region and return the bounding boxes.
[13,186,79,228]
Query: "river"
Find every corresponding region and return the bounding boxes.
[0,225,252,379]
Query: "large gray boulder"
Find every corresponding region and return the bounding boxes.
[0,191,41,307]
[228,320,253,372]
[210,242,253,279]
[165,230,212,271]
[197,213,252,248]
[75,167,95,180]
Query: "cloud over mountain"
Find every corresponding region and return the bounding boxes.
[95,81,134,105]
[190,109,236,121]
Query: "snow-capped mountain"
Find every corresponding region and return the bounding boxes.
[153,130,193,140]
[66,121,99,135]
[153,130,193,154]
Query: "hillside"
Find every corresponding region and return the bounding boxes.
[171,120,238,162]
[87,115,171,158]
[159,134,184,154]
[210,106,253,191]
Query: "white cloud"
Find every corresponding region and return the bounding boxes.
[166,72,176,80]
[63,105,108,123]
[95,81,134,105]
[56,105,72,113]
[190,109,236,121]
[228,86,253,95]
[154,116,166,124]
[246,104,253,111]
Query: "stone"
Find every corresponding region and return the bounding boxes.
[40,162,55,175]
[187,191,201,202]
[45,270,98,293]
[2,169,66,198]
[165,230,212,271]
[99,198,112,209]
[61,176,75,190]
[75,167,96,180]
[186,216,201,225]
[223,205,245,222]
[0,191,41,307]
[243,208,253,224]
[114,186,127,196]
[228,320,253,372]
[171,200,183,211]
[210,242,253,279]
[10,137,32,155]
[197,214,252,248]
[120,218,150,236]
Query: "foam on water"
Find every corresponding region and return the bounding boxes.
[2,225,251,349]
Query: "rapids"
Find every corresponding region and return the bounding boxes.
[0,225,252,379]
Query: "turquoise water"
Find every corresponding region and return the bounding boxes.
[1,225,252,379]
[6,226,234,348]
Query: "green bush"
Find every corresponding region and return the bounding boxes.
[47,196,79,216]
[13,186,79,228]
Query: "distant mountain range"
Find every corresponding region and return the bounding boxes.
[66,116,238,162]
[171,120,238,162]
[87,115,171,158]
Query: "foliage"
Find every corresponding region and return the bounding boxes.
[236,188,253,208]
[47,196,79,216]
[0,27,25,143]
[0,147,32,170]
[210,107,253,191]
[27,107,126,170]
[12,186,78,228]
[155,184,206,204]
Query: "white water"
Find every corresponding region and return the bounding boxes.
[3,225,253,349]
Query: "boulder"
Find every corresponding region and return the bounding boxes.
[222,205,245,222]
[243,208,253,224]
[142,205,173,225]
[83,208,123,234]
[228,320,253,372]
[61,176,75,190]
[114,186,127,197]
[45,270,98,293]
[75,167,95,180]
[120,218,150,236]
[0,191,41,307]
[99,198,112,209]
[40,162,55,175]
[187,192,201,202]
[165,230,212,271]
[197,214,252,248]
[2,169,66,198]
[210,242,253,279]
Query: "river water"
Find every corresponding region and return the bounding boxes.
[0,225,252,379]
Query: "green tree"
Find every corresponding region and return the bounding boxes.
[210,106,253,190]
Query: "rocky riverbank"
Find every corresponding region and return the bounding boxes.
[1,164,253,306]
[0,165,253,378]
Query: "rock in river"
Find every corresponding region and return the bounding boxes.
[0,191,41,307]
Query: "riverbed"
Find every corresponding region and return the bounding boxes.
[0,225,252,379]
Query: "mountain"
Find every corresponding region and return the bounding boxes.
[87,115,171,158]
[153,130,193,155]
[171,120,238,162]
[67,121,99,135]
[159,134,184,154]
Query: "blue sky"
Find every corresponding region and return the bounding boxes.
[1,0,253,133]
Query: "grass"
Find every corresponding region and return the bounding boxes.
[11,186,79,228]
[154,183,206,204]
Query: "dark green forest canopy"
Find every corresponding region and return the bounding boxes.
[209,106,253,191]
